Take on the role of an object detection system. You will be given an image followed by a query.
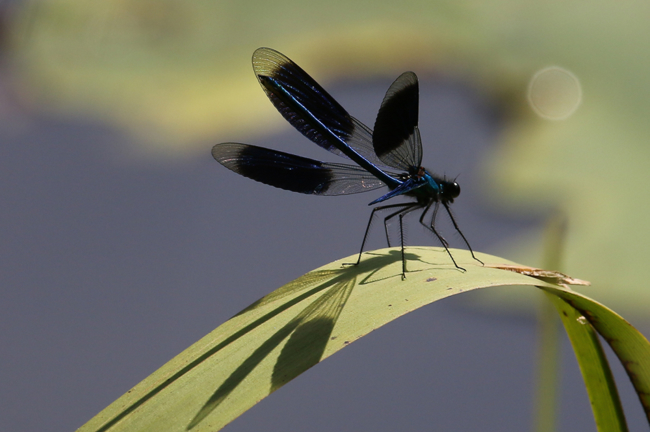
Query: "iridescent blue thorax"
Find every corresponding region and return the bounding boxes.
[369,166,460,206]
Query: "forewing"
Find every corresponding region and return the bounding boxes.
[252,48,388,168]
[372,71,423,170]
[212,143,387,196]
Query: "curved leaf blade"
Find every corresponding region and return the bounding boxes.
[547,292,628,431]
[77,248,600,432]
[539,285,650,425]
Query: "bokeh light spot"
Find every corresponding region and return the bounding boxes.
[527,66,582,120]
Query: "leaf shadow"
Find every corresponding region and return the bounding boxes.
[187,268,361,429]
[94,250,419,432]
[355,249,429,283]
[187,250,417,429]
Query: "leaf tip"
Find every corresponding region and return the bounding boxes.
[485,264,590,287]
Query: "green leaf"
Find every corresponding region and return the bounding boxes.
[546,292,627,432]
[533,212,627,432]
[539,285,650,427]
[76,248,647,432]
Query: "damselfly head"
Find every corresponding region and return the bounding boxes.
[441,180,461,201]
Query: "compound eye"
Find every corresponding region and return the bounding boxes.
[448,182,461,199]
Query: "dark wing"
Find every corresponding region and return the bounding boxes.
[212,143,388,196]
[372,71,423,171]
[252,48,399,188]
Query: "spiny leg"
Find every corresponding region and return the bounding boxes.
[443,202,483,265]
[420,201,466,271]
[383,208,400,248]
[383,204,421,278]
[382,203,420,248]
[343,203,415,267]
[418,201,449,249]
[399,213,407,278]
[419,201,436,231]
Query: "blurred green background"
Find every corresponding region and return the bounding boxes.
[8,0,650,314]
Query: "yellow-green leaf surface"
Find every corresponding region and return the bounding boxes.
[547,292,627,432]
[540,285,650,426]
[78,248,598,432]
